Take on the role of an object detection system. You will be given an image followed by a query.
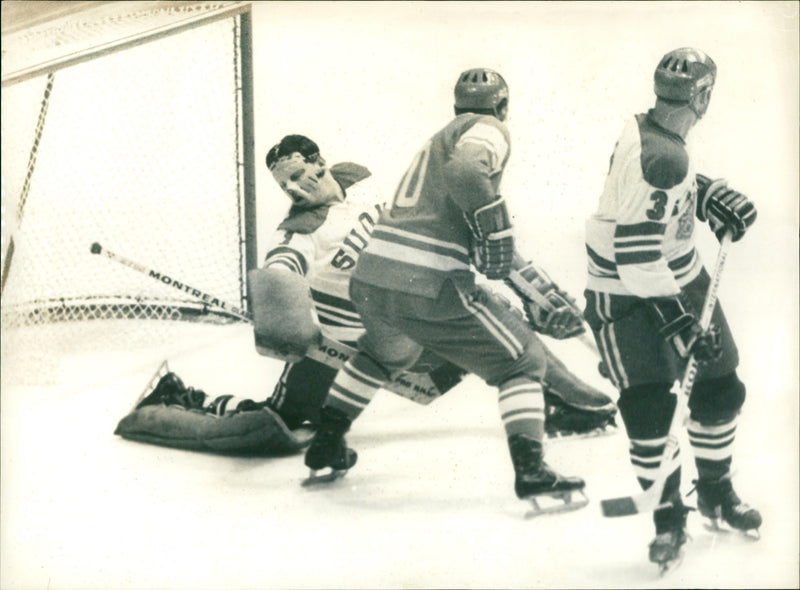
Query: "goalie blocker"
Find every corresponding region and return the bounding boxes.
[248,266,321,361]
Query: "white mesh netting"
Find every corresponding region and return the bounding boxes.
[2,11,249,331]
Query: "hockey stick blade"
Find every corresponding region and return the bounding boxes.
[599,232,733,519]
[600,495,670,517]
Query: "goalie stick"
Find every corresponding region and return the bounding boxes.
[600,231,733,518]
[90,242,449,406]
[507,269,599,355]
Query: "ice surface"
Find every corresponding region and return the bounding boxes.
[1,311,796,589]
[2,2,798,589]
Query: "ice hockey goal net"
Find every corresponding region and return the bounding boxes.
[1,1,256,331]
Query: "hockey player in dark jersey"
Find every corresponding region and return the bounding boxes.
[115,133,616,454]
[303,69,593,514]
[583,48,760,570]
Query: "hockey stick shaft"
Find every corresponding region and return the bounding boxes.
[90,242,445,405]
[90,241,250,320]
[601,232,733,517]
[1,72,55,295]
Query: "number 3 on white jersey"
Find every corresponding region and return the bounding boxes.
[392,140,431,210]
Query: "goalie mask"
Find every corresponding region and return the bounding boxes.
[267,135,343,208]
[654,47,716,118]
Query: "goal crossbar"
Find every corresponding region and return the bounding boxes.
[2,1,252,87]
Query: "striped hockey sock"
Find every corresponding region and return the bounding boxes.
[498,377,545,440]
[688,415,738,481]
[629,435,684,531]
[628,435,682,493]
[325,353,388,422]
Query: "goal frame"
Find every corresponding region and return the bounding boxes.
[1,1,258,326]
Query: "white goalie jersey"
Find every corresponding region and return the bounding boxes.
[262,163,382,346]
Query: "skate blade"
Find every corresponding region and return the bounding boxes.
[652,532,690,576]
[656,553,684,577]
[132,360,171,411]
[702,517,761,540]
[301,468,349,487]
[524,489,589,519]
[546,425,618,441]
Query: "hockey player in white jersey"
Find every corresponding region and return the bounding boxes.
[116,134,615,454]
[583,48,760,570]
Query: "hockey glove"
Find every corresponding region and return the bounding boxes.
[696,174,757,242]
[507,262,586,339]
[464,196,515,280]
[248,267,320,362]
[649,294,722,363]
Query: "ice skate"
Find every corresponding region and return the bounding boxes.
[508,434,588,517]
[135,363,207,411]
[302,406,357,486]
[649,529,688,575]
[694,476,762,537]
[544,391,617,440]
[649,503,690,575]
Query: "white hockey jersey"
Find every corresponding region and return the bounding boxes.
[263,163,382,346]
[585,112,703,298]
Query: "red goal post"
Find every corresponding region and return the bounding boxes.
[1,1,257,328]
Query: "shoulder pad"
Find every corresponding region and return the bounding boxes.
[277,205,330,234]
[638,115,689,190]
[331,162,371,190]
[464,113,511,143]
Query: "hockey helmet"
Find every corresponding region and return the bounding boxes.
[454,68,509,114]
[654,48,716,116]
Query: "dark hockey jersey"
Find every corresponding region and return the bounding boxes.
[353,113,511,297]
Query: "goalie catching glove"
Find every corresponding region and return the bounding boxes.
[649,293,722,362]
[696,174,757,243]
[464,196,515,279]
[506,262,585,339]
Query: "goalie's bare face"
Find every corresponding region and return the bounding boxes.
[270,152,341,208]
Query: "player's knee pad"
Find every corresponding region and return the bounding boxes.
[688,371,746,425]
[617,382,675,439]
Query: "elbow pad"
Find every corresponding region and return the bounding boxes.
[464,196,514,279]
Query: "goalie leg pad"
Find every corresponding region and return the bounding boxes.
[541,344,616,413]
[248,267,320,362]
[114,404,314,455]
